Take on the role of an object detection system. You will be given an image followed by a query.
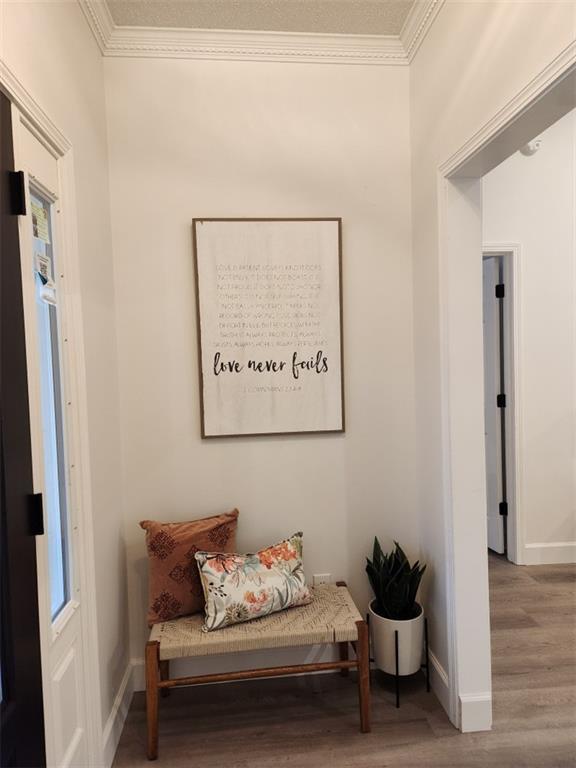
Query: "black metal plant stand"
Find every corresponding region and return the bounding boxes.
[393,617,430,708]
[368,613,431,709]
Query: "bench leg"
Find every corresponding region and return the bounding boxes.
[160,660,171,698]
[146,641,160,760]
[355,620,371,733]
[339,642,349,677]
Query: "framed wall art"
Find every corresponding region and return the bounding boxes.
[193,218,344,438]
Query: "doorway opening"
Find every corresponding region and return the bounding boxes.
[482,246,520,565]
[439,61,576,733]
[482,253,509,557]
[479,107,576,747]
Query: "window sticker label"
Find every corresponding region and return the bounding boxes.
[31,199,50,243]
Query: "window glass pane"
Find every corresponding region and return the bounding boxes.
[30,191,70,620]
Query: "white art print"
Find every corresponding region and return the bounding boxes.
[193,219,344,437]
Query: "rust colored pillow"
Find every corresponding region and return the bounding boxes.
[140,509,239,626]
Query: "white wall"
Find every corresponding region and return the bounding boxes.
[6,1,573,749]
[483,109,576,563]
[410,0,576,729]
[0,0,128,743]
[104,58,418,667]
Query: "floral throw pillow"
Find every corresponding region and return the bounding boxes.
[195,532,312,632]
[140,509,239,626]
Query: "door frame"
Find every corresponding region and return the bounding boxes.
[437,49,576,731]
[0,62,103,765]
[482,245,523,565]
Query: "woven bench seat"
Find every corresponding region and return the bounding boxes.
[144,581,370,760]
[149,583,363,660]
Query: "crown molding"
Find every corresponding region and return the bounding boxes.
[78,0,115,54]
[78,0,443,65]
[400,0,445,62]
[105,27,407,65]
[440,40,576,177]
[0,59,70,154]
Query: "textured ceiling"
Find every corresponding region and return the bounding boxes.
[106,0,415,36]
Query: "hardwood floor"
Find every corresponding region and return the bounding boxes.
[113,555,576,767]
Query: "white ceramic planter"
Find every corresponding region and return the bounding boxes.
[368,601,424,676]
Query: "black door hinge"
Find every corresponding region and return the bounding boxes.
[495,283,505,299]
[8,171,26,215]
[497,393,506,408]
[499,501,508,517]
[28,493,44,536]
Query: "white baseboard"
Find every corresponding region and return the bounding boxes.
[428,650,453,721]
[459,692,492,732]
[102,662,134,768]
[523,541,576,565]
[132,657,145,693]
[429,651,492,733]
[130,645,490,735]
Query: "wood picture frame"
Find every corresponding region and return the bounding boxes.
[192,218,344,438]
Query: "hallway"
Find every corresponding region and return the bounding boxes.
[113,556,576,767]
[488,553,576,761]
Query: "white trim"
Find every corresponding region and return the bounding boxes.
[428,650,451,716]
[3,61,104,767]
[440,41,576,177]
[439,52,576,736]
[56,140,104,768]
[459,692,492,732]
[77,0,443,65]
[0,60,70,154]
[436,172,467,730]
[106,26,406,65]
[51,600,81,643]
[77,0,115,53]
[524,542,576,565]
[60,728,85,768]
[28,172,58,205]
[102,662,134,768]
[131,658,146,694]
[399,0,445,62]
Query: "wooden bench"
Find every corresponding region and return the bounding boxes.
[145,582,371,760]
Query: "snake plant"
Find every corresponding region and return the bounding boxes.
[366,538,426,620]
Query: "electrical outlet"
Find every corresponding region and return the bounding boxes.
[313,573,331,586]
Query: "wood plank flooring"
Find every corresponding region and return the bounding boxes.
[113,555,576,767]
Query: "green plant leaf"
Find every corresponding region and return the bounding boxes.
[366,539,426,620]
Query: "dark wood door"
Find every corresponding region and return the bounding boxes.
[0,92,46,768]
